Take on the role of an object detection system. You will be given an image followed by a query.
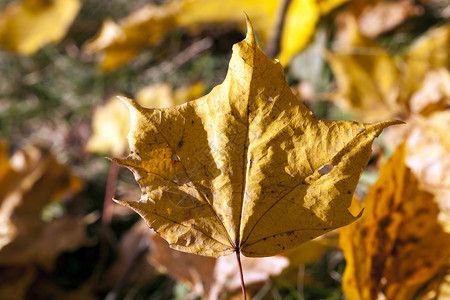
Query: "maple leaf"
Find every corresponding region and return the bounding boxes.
[0,0,81,55]
[340,143,450,300]
[112,16,402,257]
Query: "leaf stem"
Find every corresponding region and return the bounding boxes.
[236,249,247,300]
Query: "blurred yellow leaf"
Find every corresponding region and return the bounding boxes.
[327,20,449,122]
[86,83,205,156]
[135,82,205,109]
[384,109,450,231]
[409,68,450,116]
[356,0,423,38]
[0,145,86,270]
[399,24,450,104]
[404,112,450,231]
[83,4,178,72]
[325,16,400,122]
[85,0,352,71]
[112,17,401,258]
[0,0,81,55]
[282,231,338,266]
[340,143,450,300]
[86,96,131,156]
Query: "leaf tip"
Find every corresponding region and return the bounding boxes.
[243,12,256,45]
[107,156,129,168]
[116,94,144,112]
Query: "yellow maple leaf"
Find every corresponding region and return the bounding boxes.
[340,143,450,300]
[85,0,350,71]
[112,17,401,257]
[0,0,81,55]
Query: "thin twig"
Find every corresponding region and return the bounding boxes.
[144,37,213,79]
[236,250,247,300]
[103,161,120,227]
[265,0,292,58]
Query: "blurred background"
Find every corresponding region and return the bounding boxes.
[0,0,449,299]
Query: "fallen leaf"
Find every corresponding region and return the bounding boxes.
[325,15,400,122]
[86,96,130,156]
[383,109,450,231]
[357,0,423,38]
[112,16,402,258]
[83,4,178,72]
[398,24,450,105]
[148,223,289,299]
[99,220,155,291]
[404,112,450,231]
[86,83,205,156]
[340,143,450,300]
[409,68,450,116]
[85,0,350,71]
[0,145,86,270]
[135,82,205,109]
[282,231,338,267]
[0,0,81,55]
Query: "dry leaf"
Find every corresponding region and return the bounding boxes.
[148,229,217,298]
[384,110,450,231]
[86,83,205,156]
[99,220,155,291]
[399,24,450,104]
[327,19,450,122]
[0,145,86,270]
[325,15,400,122]
[0,0,81,55]
[85,0,351,71]
[340,143,450,300]
[112,17,402,258]
[148,223,289,299]
[86,96,130,156]
[135,82,205,109]
[404,112,450,231]
[282,231,338,267]
[357,0,423,38]
[83,4,178,72]
[409,68,450,116]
